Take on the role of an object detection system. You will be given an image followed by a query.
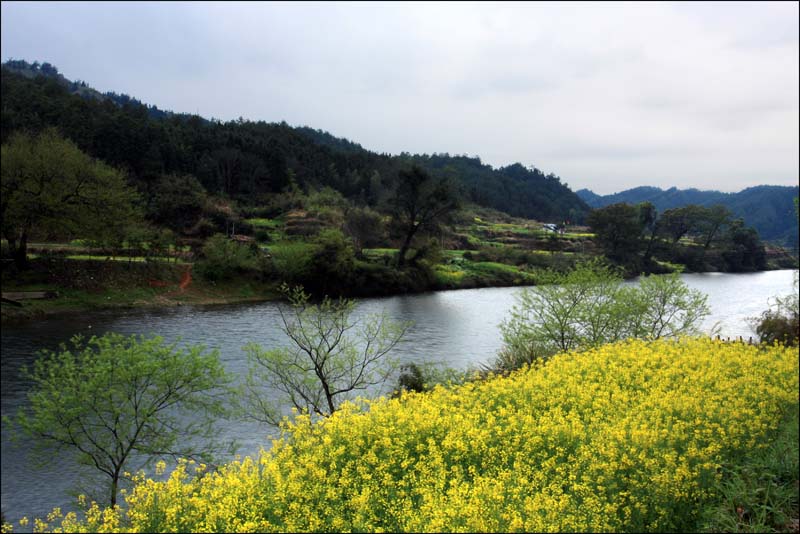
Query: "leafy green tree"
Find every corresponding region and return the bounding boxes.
[498,260,710,369]
[269,242,316,283]
[500,260,631,361]
[721,218,767,272]
[344,206,385,258]
[586,203,644,265]
[242,285,410,426]
[697,205,733,251]
[306,229,357,295]
[147,173,207,232]
[195,233,261,281]
[4,333,232,507]
[626,272,712,339]
[1,128,141,269]
[659,205,706,244]
[389,165,459,267]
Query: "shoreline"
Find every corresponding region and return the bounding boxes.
[4,266,796,325]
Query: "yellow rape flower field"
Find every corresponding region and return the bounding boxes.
[14,338,800,533]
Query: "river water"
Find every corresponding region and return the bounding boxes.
[1,270,796,526]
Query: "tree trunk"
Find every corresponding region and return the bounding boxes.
[397,225,418,267]
[643,227,658,263]
[110,470,119,508]
[10,231,28,270]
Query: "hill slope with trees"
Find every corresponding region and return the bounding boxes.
[577,185,799,248]
[1,60,589,225]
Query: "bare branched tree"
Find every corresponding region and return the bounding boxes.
[242,285,411,426]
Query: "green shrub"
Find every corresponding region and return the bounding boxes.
[756,311,799,346]
[393,362,472,397]
[269,241,317,283]
[751,272,799,346]
[495,260,710,371]
[304,229,357,295]
[195,234,261,281]
[394,363,425,394]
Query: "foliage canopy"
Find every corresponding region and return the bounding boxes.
[498,260,710,371]
[0,128,141,268]
[5,333,232,507]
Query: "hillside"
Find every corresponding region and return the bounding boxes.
[1,60,589,224]
[577,185,800,248]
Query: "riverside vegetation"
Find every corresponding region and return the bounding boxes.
[3,262,799,532]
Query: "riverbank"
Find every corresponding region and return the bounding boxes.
[3,251,796,323]
[0,259,282,323]
[1,284,280,323]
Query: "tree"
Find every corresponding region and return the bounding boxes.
[660,205,706,245]
[721,218,767,272]
[498,260,710,369]
[638,201,659,263]
[195,233,261,281]
[586,203,643,265]
[306,229,357,296]
[500,260,633,362]
[1,128,141,269]
[697,204,732,251]
[344,206,385,258]
[5,333,232,507]
[626,272,712,340]
[147,173,207,231]
[242,285,411,426]
[389,165,459,267]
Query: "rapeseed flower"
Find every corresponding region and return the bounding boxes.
[20,338,798,533]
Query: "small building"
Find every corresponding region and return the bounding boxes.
[542,223,559,233]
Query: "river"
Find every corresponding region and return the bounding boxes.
[1,269,796,526]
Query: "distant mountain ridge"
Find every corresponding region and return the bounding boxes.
[1,59,589,223]
[577,185,799,247]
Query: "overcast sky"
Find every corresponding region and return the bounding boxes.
[2,1,798,194]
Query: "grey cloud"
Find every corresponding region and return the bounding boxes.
[450,74,555,100]
[1,1,797,195]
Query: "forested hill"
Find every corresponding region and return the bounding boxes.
[0,60,589,223]
[577,185,800,247]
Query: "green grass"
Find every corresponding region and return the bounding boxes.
[245,218,282,229]
[700,401,799,533]
[362,248,398,259]
[434,259,536,288]
[654,259,686,273]
[2,278,280,321]
[28,254,187,264]
[504,249,578,258]
[442,250,467,260]
[1,286,163,318]
[30,241,191,253]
